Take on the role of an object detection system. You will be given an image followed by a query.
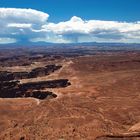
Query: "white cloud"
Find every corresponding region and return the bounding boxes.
[0,8,49,23]
[7,23,32,28]
[0,8,140,44]
[0,8,49,43]
[0,37,16,44]
[43,16,140,43]
[43,16,88,34]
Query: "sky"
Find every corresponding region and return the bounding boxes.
[0,0,140,44]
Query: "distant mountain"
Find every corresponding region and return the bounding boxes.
[0,41,140,50]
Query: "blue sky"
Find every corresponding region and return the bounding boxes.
[0,0,140,22]
[0,0,140,44]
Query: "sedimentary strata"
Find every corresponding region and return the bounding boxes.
[0,64,62,80]
[96,133,140,140]
[20,79,71,90]
[0,64,70,100]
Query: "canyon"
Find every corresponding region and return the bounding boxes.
[0,47,140,140]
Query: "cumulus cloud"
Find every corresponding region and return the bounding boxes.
[0,8,49,43]
[0,8,140,44]
[0,8,49,23]
[43,16,140,43]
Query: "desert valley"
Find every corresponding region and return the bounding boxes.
[0,45,140,140]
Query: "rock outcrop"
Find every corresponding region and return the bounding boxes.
[96,133,140,140]
[20,79,71,90]
[0,64,70,100]
[0,64,62,80]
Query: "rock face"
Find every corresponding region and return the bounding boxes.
[28,65,62,78]
[0,79,70,99]
[0,80,20,98]
[0,64,62,80]
[0,71,15,81]
[0,84,57,100]
[20,79,71,90]
[96,134,140,140]
[13,72,29,79]
[25,91,57,100]
[0,64,70,100]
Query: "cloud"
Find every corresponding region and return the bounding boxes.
[0,37,16,44]
[7,23,32,28]
[43,16,140,43]
[0,8,49,23]
[0,8,140,44]
[0,8,49,43]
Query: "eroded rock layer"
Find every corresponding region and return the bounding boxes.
[0,79,70,99]
[0,64,62,80]
[0,63,70,100]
